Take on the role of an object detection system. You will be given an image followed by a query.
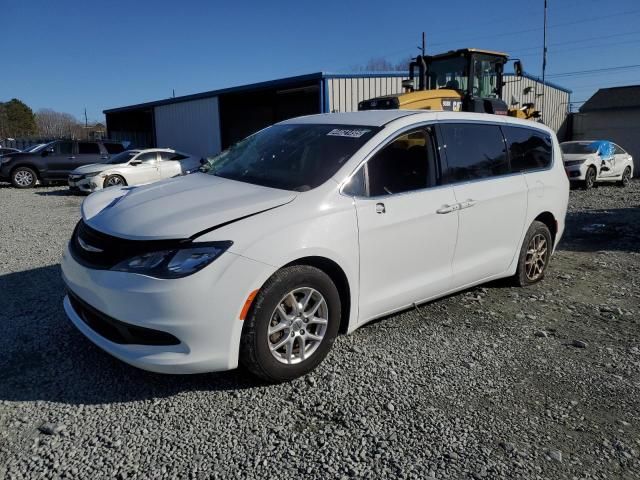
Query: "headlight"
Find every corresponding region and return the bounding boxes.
[0,156,12,164]
[85,172,101,178]
[564,160,585,167]
[111,242,232,278]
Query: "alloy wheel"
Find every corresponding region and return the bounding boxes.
[622,168,631,186]
[14,170,34,187]
[267,287,329,365]
[106,176,124,186]
[586,168,596,188]
[525,233,548,281]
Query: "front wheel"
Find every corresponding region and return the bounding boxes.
[583,166,597,189]
[103,174,127,188]
[240,265,341,382]
[11,166,38,188]
[618,166,632,187]
[513,221,553,287]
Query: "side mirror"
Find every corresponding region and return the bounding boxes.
[513,60,523,77]
[129,159,141,166]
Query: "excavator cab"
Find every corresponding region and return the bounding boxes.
[359,48,527,117]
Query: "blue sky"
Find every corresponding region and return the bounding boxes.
[3,0,639,122]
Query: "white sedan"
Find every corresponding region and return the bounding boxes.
[561,140,633,188]
[68,148,202,193]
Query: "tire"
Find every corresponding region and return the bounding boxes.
[240,265,341,382]
[11,166,38,188]
[618,166,632,187]
[103,174,127,188]
[513,221,553,287]
[583,166,597,189]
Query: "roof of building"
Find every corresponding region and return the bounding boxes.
[579,85,640,112]
[104,71,571,115]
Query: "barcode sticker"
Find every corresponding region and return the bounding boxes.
[327,128,370,138]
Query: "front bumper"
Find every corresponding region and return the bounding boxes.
[68,175,100,193]
[564,163,589,180]
[61,243,275,374]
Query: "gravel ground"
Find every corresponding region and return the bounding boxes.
[0,180,639,479]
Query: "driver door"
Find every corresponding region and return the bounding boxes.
[350,126,458,322]
[125,152,161,185]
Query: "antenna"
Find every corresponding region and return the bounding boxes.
[541,0,548,122]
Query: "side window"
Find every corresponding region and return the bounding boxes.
[55,141,73,155]
[365,128,436,196]
[78,142,100,154]
[159,152,188,161]
[342,167,366,197]
[136,152,157,163]
[613,144,625,155]
[503,126,552,172]
[104,143,124,154]
[440,123,508,183]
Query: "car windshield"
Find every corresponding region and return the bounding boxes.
[108,150,139,164]
[204,124,379,191]
[25,142,52,153]
[561,143,597,154]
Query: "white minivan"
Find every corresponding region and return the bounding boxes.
[61,111,569,382]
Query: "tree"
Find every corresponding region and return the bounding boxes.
[35,109,83,138]
[0,99,37,138]
[355,56,414,72]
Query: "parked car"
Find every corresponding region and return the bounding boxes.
[561,140,633,189]
[0,140,125,188]
[68,148,202,193]
[61,111,569,382]
[0,147,21,156]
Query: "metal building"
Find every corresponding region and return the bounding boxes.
[105,72,571,158]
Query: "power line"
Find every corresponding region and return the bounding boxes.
[547,64,640,78]
[513,30,640,54]
[514,38,640,60]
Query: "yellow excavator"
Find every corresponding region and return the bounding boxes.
[358,48,540,121]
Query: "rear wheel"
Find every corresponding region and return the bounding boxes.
[618,166,632,187]
[103,174,126,188]
[11,166,38,188]
[240,265,341,382]
[513,221,552,287]
[583,166,597,189]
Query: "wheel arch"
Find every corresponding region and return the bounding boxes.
[281,256,352,335]
[533,211,557,245]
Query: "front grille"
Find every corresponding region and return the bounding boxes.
[69,220,188,270]
[68,291,180,346]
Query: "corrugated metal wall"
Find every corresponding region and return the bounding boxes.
[501,75,570,135]
[326,74,570,134]
[155,97,221,158]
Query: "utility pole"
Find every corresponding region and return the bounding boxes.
[84,108,88,128]
[541,0,548,122]
[419,32,426,56]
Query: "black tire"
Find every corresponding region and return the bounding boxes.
[513,221,553,287]
[240,265,341,382]
[103,174,127,188]
[583,166,597,189]
[11,166,38,188]
[618,166,632,187]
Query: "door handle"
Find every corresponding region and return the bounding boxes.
[67,156,76,159]
[436,204,460,214]
[100,156,109,160]
[375,203,386,214]
[460,199,477,209]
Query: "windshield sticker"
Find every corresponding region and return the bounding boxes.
[327,128,370,138]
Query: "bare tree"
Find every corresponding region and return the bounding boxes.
[35,109,83,138]
[354,56,413,72]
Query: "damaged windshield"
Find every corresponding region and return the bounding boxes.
[204,124,379,191]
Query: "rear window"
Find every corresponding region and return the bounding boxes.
[503,126,553,172]
[440,123,509,184]
[206,124,380,191]
[104,143,125,154]
[78,142,100,154]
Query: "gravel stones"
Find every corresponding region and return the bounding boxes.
[1,181,639,479]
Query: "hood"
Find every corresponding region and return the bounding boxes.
[72,163,114,175]
[562,153,597,163]
[82,173,297,240]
